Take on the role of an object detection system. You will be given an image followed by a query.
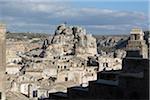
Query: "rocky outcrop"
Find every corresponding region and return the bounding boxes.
[45,24,97,58]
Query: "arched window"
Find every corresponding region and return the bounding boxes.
[64,66,66,69]
[106,63,108,67]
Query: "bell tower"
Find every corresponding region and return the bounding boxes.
[0,24,6,100]
[126,28,148,58]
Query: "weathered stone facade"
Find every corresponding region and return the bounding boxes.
[98,56,122,71]
[64,28,149,100]
[126,28,148,58]
[0,24,6,100]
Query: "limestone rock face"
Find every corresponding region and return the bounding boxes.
[46,24,97,58]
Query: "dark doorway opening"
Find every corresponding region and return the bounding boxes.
[65,77,68,81]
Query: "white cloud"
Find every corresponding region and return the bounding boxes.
[30,3,68,13]
[0,1,148,34]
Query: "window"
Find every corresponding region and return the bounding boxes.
[13,60,16,63]
[65,77,68,81]
[22,77,24,81]
[135,34,140,40]
[82,63,84,65]
[33,90,38,97]
[64,66,66,69]
[103,63,105,67]
[106,63,108,67]
[23,71,25,74]
[94,68,97,71]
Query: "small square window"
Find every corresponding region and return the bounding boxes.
[64,66,66,69]
[65,77,68,81]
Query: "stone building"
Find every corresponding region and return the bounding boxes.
[6,24,142,100]
[6,24,99,99]
[56,28,149,100]
[0,24,6,100]
[98,56,122,71]
[126,28,148,58]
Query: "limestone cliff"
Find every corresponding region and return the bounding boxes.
[45,24,97,58]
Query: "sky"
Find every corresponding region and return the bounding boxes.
[0,0,149,35]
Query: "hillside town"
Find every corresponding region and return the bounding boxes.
[0,23,148,100]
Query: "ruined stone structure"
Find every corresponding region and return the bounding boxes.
[0,24,6,100]
[126,28,148,58]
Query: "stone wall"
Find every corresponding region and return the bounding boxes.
[0,24,6,100]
